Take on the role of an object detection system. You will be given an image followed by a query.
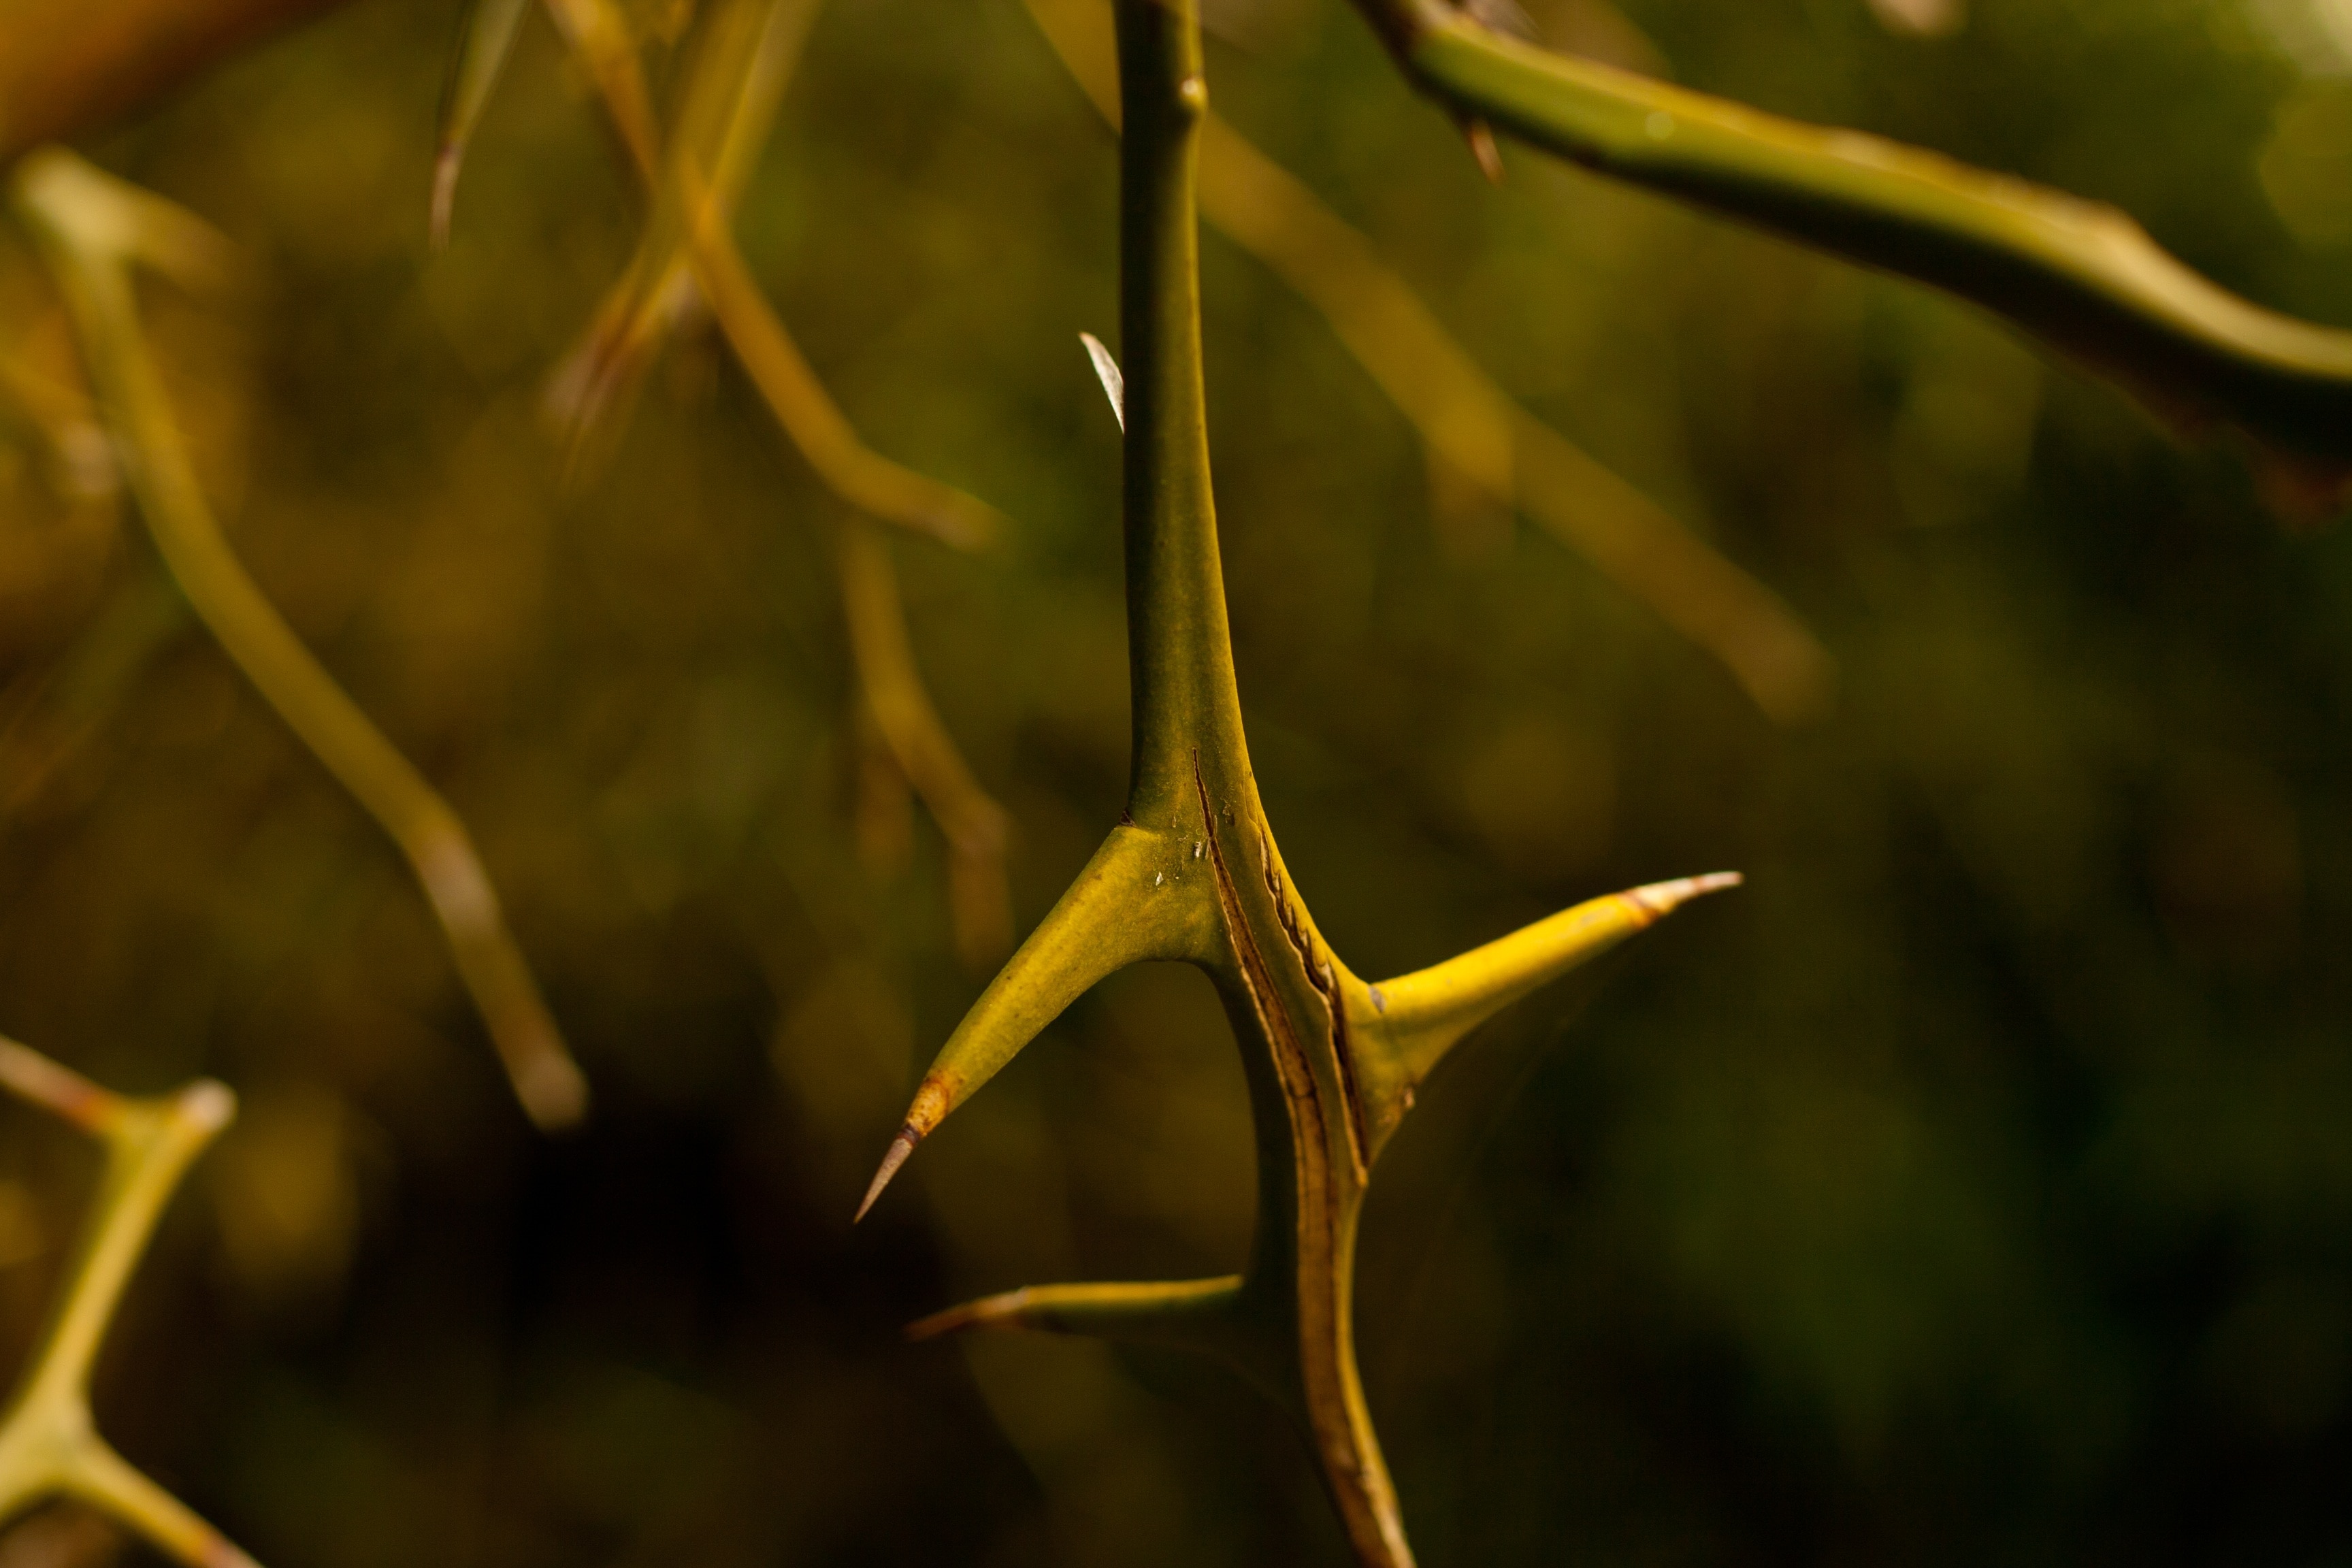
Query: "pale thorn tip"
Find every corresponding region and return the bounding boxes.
[1079,332,1124,430]
[1625,870,1744,920]
[180,1079,238,1132]
[854,1128,919,1223]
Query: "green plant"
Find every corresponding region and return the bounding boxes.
[6,0,2352,1562]
[0,1037,252,1567]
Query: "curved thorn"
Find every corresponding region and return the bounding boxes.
[1079,331,1125,429]
[1460,115,1503,183]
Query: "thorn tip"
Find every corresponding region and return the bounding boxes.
[1626,870,1744,921]
[855,1127,919,1222]
[1079,331,1125,430]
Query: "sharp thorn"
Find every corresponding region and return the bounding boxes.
[1079,331,1124,429]
[854,1127,919,1223]
[1625,870,1744,921]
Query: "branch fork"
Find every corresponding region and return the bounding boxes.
[853,4,1739,1561]
[0,1038,259,1568]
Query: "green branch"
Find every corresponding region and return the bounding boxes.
[1022,0,1835,723]
[10,149,589,1131]
[1353,0,2352,500]
[0,1037,259,1567]
[854,4,1739,1561]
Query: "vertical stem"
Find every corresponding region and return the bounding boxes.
[1115,0,1246,823]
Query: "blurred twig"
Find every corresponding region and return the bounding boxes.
[436,0,1017,962]
[0,1036,257,1567]
[1022,0,1833,724]
[10,150,589,1131]
[835,523,1012,971]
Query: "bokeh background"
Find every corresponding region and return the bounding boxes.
[3,0,2351,1561]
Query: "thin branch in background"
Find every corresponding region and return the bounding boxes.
[0,1035,257,1567]
[539,0,805,470]
[9,150,589,1131]
[834,521,1012,973]
[434,0,1017,963]
[1022,0,1835,725]
[431,0,533,248]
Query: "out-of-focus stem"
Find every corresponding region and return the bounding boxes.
[12,150,587,1131]
[676,165,1006,551]
[836,522,1012,969]
[532,0,1015,964]
[0,1034,259,1567]
[541,0,663,182]
[1021,0,1833,724]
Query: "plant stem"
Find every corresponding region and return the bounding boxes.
[12,150,587,1130]
[1352,0,2352,494]
[1022,0,1834,723]
[0,1038,258,1567]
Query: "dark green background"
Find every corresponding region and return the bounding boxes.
[1,0,2348,1561]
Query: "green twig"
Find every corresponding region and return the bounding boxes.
[459,0,1017,963]
[1350,0,2352,505]
[0,1036,258,1567]
[10,149,588,1131]
[1021,0,1834,723]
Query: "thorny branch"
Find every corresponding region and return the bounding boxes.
[7,151,590,1131]
[0,1036,257,1568]
[851,2,1738,1561]
[1020,0,1835,725]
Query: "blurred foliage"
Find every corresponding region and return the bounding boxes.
[0,0,2350,1563]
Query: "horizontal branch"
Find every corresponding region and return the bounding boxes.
[1356,0,2352,499]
